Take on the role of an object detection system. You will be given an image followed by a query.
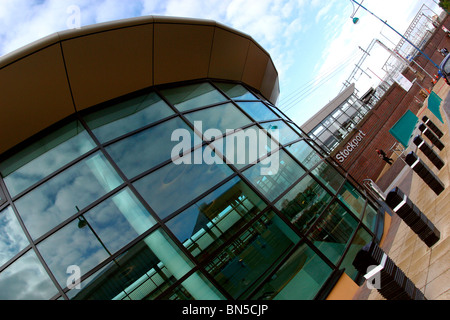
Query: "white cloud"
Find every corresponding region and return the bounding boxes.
[315,1,333,24]
[1,0,442,129]
[0,0,88,55]
[160,0,230,20]
[312,0,434,96]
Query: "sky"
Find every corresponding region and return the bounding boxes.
[0,0,444,126]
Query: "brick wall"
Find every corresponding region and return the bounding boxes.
[331,13,450,184]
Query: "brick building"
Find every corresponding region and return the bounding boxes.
[304,13,450,185]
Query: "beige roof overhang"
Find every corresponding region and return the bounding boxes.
[0,16,279,155]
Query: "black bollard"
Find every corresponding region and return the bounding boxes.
[418,123,445,151]
[385,187,440,247]
[422,116,444,139]
[413,135,445,170]
[404,151,445,195]
[352,242,426,300]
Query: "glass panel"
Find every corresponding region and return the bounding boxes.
[330,120,348,140]
[268,106,287,121]
[0,186,6,206]
[362,203,378,232]
[167,176,267,260]
[260,120,300,145]
[0,121,96,197]
[242,151,304,202]
[77,188,156,253]
[160,271,226,300]
[0,249,58,299]
[133,146,233,220]
[66,260,118,299]
[311,161,345,194]
[0,207,29,267]
[210,125,274,170]
[275,175,332,233]
[307,201,358,264]
[318,129,340,151]
[106,117,195,179]
[331,108,343,119]
[67,229,201,300]
[205,211,300,299]
[84,92,175,143]
[214,82,258,100]
[323,116,332,127]
[15,152,123,240]
[37,217,112,288]
[337,110,351,129]
[338,181,366,218]
[184,103,252,135]
[285,140,322,170]
[236,102,279,122]
[251,243,333,300]
[341,102,350,112]
[358,105,368,116]
[161,82,227,112]
[312,125,325,137]
[360,103,371,115]
[345,106,359,119]
[339,227,373,281]
[243,150,305,202]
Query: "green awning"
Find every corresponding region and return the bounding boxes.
[427,92,444,123]
[389,110,419,148]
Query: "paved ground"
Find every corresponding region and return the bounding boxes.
[353,78,450,300]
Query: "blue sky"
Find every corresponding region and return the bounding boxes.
[0,0,444,126]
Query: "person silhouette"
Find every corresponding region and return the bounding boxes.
[376,148,393,165]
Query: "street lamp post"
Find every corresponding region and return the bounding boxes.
[350,0,440,69]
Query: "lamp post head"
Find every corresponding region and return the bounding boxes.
[353,17,360,24]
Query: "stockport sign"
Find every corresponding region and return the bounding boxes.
[335,130,366,163]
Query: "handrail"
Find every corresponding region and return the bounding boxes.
[362,179,386,200]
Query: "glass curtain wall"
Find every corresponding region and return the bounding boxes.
[0,80,382,300]
[309,96,372,154]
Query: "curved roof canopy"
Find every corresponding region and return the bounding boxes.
[0,16,279,155]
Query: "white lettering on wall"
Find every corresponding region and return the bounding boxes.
[335,130,366,163]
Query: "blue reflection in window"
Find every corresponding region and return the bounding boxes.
[0,249,58,299]
[285,140,322,170]
[37,217,111,288]
[205,211,300,299]
[236,102,280,122]
[338,181,365,218]
[214,82,258,100]
[84,91,175,143]
[79,188,157,253]
[161,82,227,112]
[307,200,358,264]
[66,228,204,300]
[243,150,305,202]
[167,176,266,256]
[209,125,274,170]
[251,243,332,300]
[133,146,234,219]
[15,152,123,239]
[0,207,29,268]
[260,120,300,145]
[1,122,96,198]
[184,103,252,135]
[106,117,195,179]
